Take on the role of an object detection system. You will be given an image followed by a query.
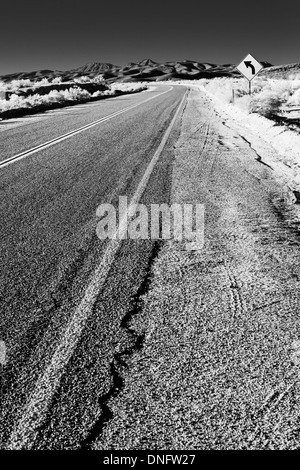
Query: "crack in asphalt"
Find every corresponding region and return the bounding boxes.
[253,300,282,311]
[239,135,274,170]
[240,134,273,170]
[80,240,162,449]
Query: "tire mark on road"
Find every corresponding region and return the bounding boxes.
[223,263,246,318]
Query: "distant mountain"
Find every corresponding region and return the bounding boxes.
[70,62,120,75]
[2,58,292,84]
[260,62,300,78]
[137,59,158,67]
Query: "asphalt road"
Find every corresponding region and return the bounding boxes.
[0,85,186,449]
[93,87,300,450]
[2,84,300,450]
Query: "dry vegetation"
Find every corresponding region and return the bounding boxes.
[199,74,300,119]
[0,77,148,116]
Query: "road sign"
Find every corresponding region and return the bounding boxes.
[236,53,263,81]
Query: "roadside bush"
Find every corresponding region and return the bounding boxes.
[287,88,300,106]
[0,81,148,114]
[199,76,300,118]
[52,77,62,84]
[109,82,148,93]
[93,74,105,84]
[74,76,92,84]
[250,91,283,118]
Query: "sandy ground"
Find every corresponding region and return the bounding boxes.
[94,87,300,449]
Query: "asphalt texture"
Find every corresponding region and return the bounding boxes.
[0,85,185,449]
[1,85,300,450]
[93,88,300,450]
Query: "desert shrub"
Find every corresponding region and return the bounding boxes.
[249,90,283,118]
[102,89,115,96]
[0,93,31,110]
[61,87,90,101]
[199,75,300,118]
[93,74,105,84]
[52,77,62,84]
[7,79,33,90]
[1,78,52,92]
[92,90,107,97]
[109,82,147,93]
[287,88,300,106]
[288,73,300,81]
[0,87,91,112]
[35,78,50,86]
[202,78,238,103]
[46,89,65,103]
[74,76,92,84]
[0,82,147,113]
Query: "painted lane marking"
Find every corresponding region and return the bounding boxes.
[0,87,172,169]
[7,90,187,449]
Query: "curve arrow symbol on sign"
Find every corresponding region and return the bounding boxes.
[244,61,256,74]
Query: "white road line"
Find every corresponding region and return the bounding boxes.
[0,87,172,169]
[7,90,187,450]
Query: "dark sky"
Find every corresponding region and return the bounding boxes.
[1,0,299,75]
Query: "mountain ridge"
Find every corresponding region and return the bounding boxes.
[1,59,299,83]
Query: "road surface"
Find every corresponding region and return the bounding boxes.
[0,85,186,449]
[1,84,300,450]
[92,87,300,450]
